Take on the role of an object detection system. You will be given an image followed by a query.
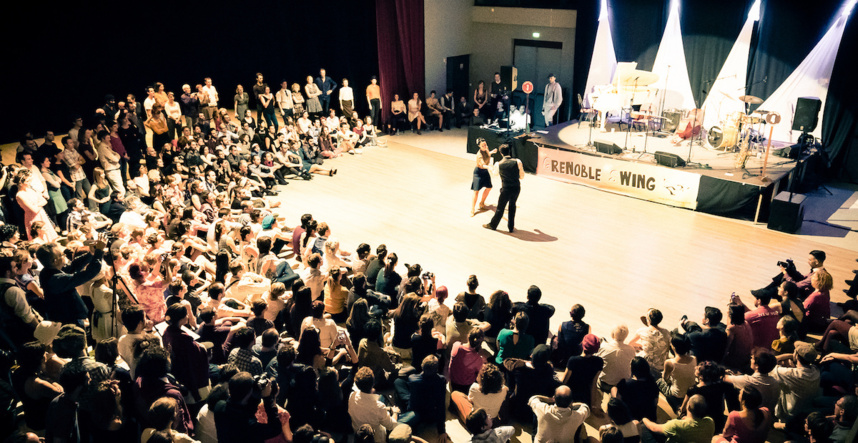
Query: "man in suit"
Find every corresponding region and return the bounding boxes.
[315,69,338,115]
[439,90,456,130]
[543,73,563,127]
[483,144,524,233]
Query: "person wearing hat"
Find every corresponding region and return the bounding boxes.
[542,73,562,127]
[771,342,821,426]
[562,333,605,416]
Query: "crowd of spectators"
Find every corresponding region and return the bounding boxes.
[0,71,856,443]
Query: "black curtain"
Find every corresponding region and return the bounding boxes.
[0,0,378,143]
[570,0,857,178]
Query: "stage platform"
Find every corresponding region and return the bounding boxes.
[468,120,798,221]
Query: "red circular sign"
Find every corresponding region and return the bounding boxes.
[522,81,534,94]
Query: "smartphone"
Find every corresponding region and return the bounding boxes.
[730,292,738,303]
[337,330,348,344]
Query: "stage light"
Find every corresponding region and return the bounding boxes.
[748,0,761,22]
[599,0,609,21]
[843,0,856,17]
[671,0,679,13]
[532,32,541,38]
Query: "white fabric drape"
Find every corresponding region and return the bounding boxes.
[651,0,696,112]
[701,0,760,130]
[758,13,850,143]
[583,0,618,108]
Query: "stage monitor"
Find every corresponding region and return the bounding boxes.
[595,139,622,155]
[792,97,821,132]
[654,151,686,168]
[500,66,518,92]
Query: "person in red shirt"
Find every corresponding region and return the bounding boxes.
[736,292,779,350]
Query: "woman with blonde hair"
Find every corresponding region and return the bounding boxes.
[304,75,323,118]
[803,269,833,333]
[234,84,249,122]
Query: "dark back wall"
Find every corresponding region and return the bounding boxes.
[0,0,378,143]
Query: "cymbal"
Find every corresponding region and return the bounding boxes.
[738,95,763,104]
[618,70,660,87]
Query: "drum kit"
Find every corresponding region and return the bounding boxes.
[706,94,775,155]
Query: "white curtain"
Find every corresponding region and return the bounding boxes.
[583,0,617,108]
[651,0,696,112]
[758,13,850,143]
[701,0,760,130]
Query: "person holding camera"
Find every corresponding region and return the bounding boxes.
[37,239,104,327]
[214,371,286,443]
[752,250,827,301]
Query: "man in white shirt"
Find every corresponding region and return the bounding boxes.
[224,260,270,304]
[299,253,326,301]
[143,86,156,119]
[725,348,781,411]
[19,152,49,199]
[348,367,400,443]
[339,79,355,119]
[529,386,589,443]
[771,343,821,423]
[276,81,293,123]
[596,324,636,392]
[299,300,339,349]
[201,77,219,120]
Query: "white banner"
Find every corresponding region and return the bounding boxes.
[537,147,702,209]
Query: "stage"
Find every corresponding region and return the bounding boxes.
[468,120,798,221]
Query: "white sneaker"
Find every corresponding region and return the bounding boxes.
[354,148,363,154]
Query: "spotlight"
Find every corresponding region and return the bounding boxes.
[532,32,541,38]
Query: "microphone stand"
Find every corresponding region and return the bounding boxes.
[658,65,671,133]
[624,76,639,151]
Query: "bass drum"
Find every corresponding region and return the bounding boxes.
[708,125,739,150]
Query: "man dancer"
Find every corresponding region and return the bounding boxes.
[543,73,562,127]
[483,144,524,233]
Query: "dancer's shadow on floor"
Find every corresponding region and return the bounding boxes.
[504,228,558,242]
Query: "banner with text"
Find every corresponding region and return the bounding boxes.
[536,147,702,209]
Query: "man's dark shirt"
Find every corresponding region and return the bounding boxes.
[315,77,337,99]
[687,326,728,364]
[214,398,283,443]
[407,372,447,434]
[42,249,104,324]
[512,301,555,345]
[180,93,200,117]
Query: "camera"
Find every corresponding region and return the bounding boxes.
[252,374,271,393]
[422,271,434,280]
[776,259,794,269]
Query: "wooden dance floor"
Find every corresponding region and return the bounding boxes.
[274,136,856,342]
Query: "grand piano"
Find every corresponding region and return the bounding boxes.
[589,62,660,131]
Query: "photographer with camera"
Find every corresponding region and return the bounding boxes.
[214,371,286,443]
[37,239,105,327]
[752,250,827,301]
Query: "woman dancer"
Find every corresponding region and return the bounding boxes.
[470,137,496,216]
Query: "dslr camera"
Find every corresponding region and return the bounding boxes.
[252,374,271,395]
[422,271,434,280]
[776,259,795,269]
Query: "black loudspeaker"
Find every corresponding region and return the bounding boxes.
[792,97,822,132]
[767,192,806,233]
[662,110,683,132]
[654,151,686,168]
[595,139,622,155]
[500,66,518,92]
